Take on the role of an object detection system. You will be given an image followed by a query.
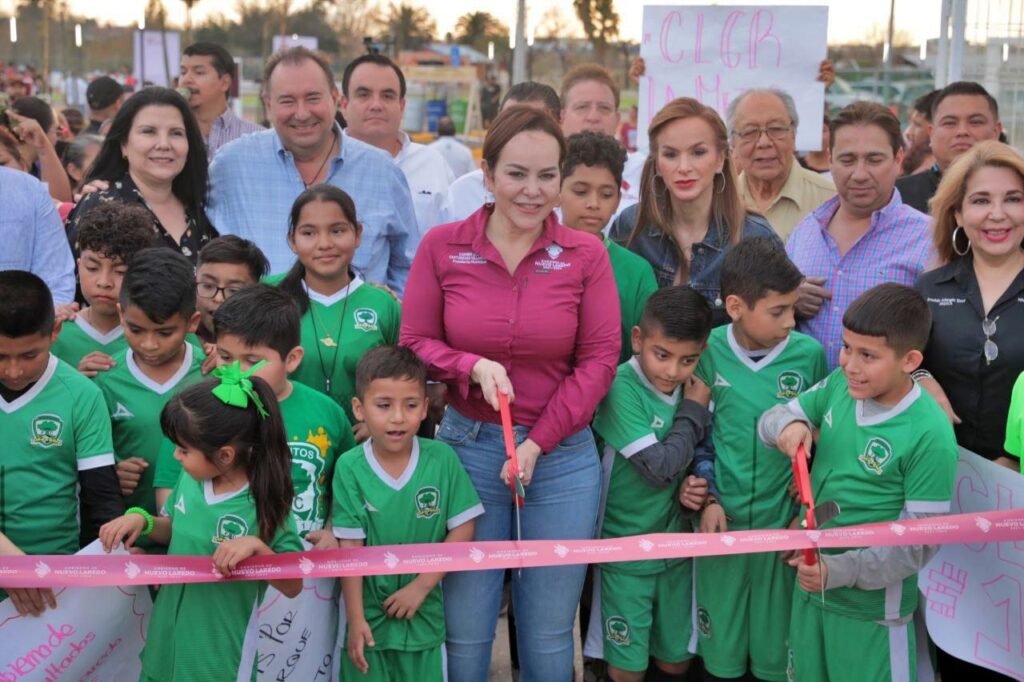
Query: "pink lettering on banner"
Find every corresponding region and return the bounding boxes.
[976,574,1024,677]
[0,623,99,682]
[924,561,968,618]
[720,11,744,68]
[2,509,1024,590]
[659,11,684,64]
[748,10,782,68]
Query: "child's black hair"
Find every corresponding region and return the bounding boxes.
[161,375,293,543]
[198,236,271,283]
[0,271,55,337]
[214,284,300,361]
[638,285,713,343]
[278,184,361,316]
[355,345,427,399]
[562,131,627,188]
[119,248,197,323]
[75,203,157,265]
[842,283,931,355]
[720,237,804,306]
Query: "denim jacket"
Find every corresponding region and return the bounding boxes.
[609,204,781,323]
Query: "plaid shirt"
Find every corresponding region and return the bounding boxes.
[786,189,934,369]
[206,107,264,158]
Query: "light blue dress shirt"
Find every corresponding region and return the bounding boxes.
[207,122,417,294]
[0,167,75,303]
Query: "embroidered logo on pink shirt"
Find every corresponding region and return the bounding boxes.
[449,251,488,265]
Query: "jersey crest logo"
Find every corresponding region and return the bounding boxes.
[415,486,441,519]
[111,403,135,420]
[289,441,327,533]
[697,606,713,638]
[353,308,379,332]
[823,408,833,428]
[776,371,805,399]
[212,514,249,544]
[30,413,64,448]
[651,415,665,429]
[175,494,186,515]
[858,437,894,476]
[605,616,631,646]
[713,373,731,388]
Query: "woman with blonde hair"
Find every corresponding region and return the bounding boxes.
[609,97,779,324]
[915,140,1024,472]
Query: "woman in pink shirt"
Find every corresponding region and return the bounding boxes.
[401,106,620,682]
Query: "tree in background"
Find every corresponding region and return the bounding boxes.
[382,2,436,54]
[573,0,618,64]
[454,11,508,55]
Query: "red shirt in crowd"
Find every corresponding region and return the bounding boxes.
[400,205,621,453]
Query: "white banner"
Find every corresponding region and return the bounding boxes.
[0,541,150,682]
[638,5,828,151]
[256,541,339,682]
[921,448,1024,678]
[133,30,181,88]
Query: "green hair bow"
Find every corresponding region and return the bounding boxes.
[211,361,269,418]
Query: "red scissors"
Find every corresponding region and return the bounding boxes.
[498,392,526,508]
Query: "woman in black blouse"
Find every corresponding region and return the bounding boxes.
[916,140,1024,471]
[66,87,216,262]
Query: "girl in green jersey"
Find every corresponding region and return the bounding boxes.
[100,364,302,682]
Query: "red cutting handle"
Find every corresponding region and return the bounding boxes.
[498,392,524,508]
[793,444,817,565]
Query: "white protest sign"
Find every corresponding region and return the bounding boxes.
[0,541,151,682]
[920,448,1024,678]
[639,5,828,151]
[256,541,339,681]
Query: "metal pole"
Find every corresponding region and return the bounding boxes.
[512,0,527,85]
[883,0,895,106]
[949,0,967,83]
[936,0,951,88]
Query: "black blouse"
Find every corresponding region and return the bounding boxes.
[915,254,1024,461]
[65,173,217,263]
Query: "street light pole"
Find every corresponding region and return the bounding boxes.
[512,0,526,84]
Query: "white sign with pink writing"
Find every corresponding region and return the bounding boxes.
[0,541,150,682]
[638,5,828,151]
[921,448,1024,678]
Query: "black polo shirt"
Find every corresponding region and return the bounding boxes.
[895,164,942,215]
[915,255,1024,460]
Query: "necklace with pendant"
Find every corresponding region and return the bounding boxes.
[308,277,352,394]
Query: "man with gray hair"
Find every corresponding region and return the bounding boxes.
[728,88,836,240]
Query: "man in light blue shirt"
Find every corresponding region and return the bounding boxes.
[207,47,416,294]
[0,167,75,304]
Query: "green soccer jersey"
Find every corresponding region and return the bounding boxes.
[0,356,114,556]
[50,315,127,371]
[141,476,302,682]
[154,381,357,535]
[695,326,827,530]
[791,369,958,620]
[266,275,400,423]
[332,438,483,651]
[593,358,686,575]
[606,239,658,365]
[95,344,205,514]
[1006,371,1024,460]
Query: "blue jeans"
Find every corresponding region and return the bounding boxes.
[438,407,601,682]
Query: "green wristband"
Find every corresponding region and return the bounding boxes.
[125,506,154,536]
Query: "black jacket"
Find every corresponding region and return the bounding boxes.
[895,165,942,215]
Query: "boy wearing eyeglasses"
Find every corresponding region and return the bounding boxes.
[194,236,270,345]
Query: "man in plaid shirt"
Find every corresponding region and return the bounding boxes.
[787,101,934,370]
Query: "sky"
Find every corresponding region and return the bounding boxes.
[55,0,945,47]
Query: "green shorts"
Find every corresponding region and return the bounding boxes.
[695,550,795,681]
[338,643,444,682]
[600,561,694,673]
[788,592,916,682]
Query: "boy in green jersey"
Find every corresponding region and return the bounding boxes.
[52,202,156,375]
[194,235,269,345]
[96,249,205,519]
[759,284,958,682]
[0,272,122,615]
[333,346,483,682]
[560,131,658,365]
[690,238,826,682]
[153,284,355,544]
[592,286,713,682]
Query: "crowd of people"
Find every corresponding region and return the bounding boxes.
[1,39,1023,682]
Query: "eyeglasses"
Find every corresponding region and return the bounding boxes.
[196,282,244,300]
[732,125,793,143]
[983,316,999,365]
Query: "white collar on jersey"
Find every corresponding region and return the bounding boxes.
[726,324,791,373]
[203,478,251,505]
[73,315,124,345]
[628,356,681,406]
[125,343,195,395]
[363,437,421,491]
[855,381,922,426]
[0,354,58,414]
[302,276,365,307]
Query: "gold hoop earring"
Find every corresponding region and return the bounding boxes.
[714,171,726,195]
[952,225,971,257]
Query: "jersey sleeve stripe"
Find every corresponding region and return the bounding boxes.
[447,503,485,531]
[77,453,116,471]
[332,527,367,540]
[905,500,951,513]
[786,399,810,423]
[620,434,659,458]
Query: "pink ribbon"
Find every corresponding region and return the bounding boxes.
[2,509,1023,588]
